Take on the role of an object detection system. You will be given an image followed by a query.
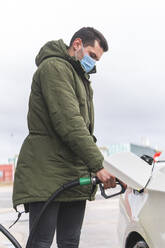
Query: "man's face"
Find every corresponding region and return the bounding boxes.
[83,40,104,61]
[73,38,104,61]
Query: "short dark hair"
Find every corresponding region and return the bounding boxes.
[70,27,108,52]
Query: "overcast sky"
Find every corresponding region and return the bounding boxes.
[0,0,165,163]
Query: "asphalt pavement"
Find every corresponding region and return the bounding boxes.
[0,184,120,248]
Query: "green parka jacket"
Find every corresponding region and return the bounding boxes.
[12,39,104,209]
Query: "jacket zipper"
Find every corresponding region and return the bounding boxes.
[83,79,92,134]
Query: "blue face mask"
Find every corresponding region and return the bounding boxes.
[80,54,96,73]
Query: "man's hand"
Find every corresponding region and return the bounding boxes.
[96,168,116,189]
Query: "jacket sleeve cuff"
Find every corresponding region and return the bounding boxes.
[87,158,104,173]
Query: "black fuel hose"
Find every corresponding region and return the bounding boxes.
[26,177,125,247]
[26,179,80,248]
[0,224,22,248]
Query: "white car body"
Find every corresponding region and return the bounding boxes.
[104,152,165,248]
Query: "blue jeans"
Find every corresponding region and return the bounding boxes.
[29,201,86,248]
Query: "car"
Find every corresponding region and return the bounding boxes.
[104,151,165,248]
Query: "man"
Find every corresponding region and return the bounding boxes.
[13,27,116,248]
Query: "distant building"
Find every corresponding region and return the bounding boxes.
[0,164,13,183]
[100,143,157,158]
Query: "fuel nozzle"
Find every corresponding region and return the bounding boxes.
[79,176,126,199]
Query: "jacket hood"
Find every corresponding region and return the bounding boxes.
[35,39,70,67]
[35,39,96,75]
